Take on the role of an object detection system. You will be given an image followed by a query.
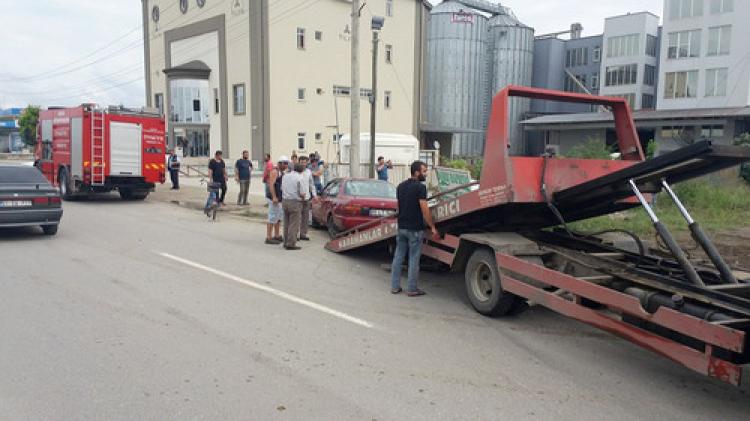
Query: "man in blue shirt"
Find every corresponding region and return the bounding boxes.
[235,150,253,205]
[377,156,393,182]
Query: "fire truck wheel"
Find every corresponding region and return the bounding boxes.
[58,168,73,201]
[465,248,518,317]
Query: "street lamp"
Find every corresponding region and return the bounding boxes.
[369,16,385,178]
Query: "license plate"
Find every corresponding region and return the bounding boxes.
[0,200,32,208]
[370,209,395,217]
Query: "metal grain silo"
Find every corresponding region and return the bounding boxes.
[487,12,534,156]
[424,1,489,157]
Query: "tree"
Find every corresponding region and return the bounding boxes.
[18,105,41,147]
[735,133,750,184]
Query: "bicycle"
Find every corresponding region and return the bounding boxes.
[201,178,221,221]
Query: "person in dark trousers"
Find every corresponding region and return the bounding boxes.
[235,150,253,205]
[208,150,228,205]
[390,161,438,297]
[376,156,393,182]
[167,149,181,189]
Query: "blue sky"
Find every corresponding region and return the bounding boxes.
[0,0,664,109]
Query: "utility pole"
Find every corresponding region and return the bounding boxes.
[350,0,361,178]
[368,29,380,178]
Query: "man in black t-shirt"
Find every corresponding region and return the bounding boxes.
[390,161,438,297]
[208,150,228,204]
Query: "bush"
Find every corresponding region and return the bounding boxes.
[443,158,482,180]
[564,137,615,160]
[646,139,657,159]
[735,133,750,184]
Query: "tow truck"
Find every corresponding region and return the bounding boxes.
[326,86,750,385]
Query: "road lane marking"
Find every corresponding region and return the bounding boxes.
[159,252,375,329]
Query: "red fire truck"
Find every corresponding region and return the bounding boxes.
[35,105,166,200]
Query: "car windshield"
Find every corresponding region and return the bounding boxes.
[0,166,49,184]
[345,180,396,198]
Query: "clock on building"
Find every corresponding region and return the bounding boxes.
[197,0,206,8]
[180,0,189,14]
[151,5,160,22]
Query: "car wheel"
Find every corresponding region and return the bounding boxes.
[42,224,58,236]
[327,214,339,239]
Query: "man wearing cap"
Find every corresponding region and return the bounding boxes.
[265,156,288,245]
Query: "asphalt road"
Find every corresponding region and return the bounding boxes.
[1,196,748,420]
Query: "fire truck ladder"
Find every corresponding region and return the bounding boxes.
[91,109,106,186]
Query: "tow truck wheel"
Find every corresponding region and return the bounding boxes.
[465,248,518,317]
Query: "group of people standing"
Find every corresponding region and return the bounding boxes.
[263,153,324,250]
[167,149,255,206]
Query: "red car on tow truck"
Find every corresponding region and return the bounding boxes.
[311,178,397,238]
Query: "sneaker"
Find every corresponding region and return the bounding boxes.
[265,238,281,245]
[284,245,302,251]
[406,289,426,297]
[390,287,403,294]
[299,236,310,241]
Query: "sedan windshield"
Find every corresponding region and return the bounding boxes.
[345,180,396,198]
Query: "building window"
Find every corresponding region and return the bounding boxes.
[297,88,306,101]
[213,88,219,114]
[232,84,246,115]
[668,0,703,20]
[333,85,351,96]
[667,30,701,59]
[664,70,699,99]
[607,34,640,58]
[592,46,601,63]
[384,90,392,109]
[564,74,586,93]
[708,25,731,56]
[315,133,322,142]
[154,93,164,115]
[360,88,373,100]
[297,27,305,49]
[710,0,734,14]
[609,93,636,109]
[702,125,725,139]
[385,45,393,64]
[297,132,306,150]
[591,73,599,90]
[565,47,588,68]
[644,64,656,86]
[332,133,343,143]
[386,0,394,17]
[605,64,638,87]
[642,93,655,109]
[706,68,729,97]
[646,35,658,57]
[315,31,322,41]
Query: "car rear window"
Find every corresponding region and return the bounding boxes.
[345,180,396,198]
[0,166,49,184]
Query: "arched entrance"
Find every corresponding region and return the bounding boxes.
[163,60,212,157]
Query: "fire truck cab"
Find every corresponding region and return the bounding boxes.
[35,105,166,200]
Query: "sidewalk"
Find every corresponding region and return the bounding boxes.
[149,174,268,221]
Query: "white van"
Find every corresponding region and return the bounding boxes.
[339,133,420,165]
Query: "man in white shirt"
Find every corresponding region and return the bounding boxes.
[298,155,316,241]
[281,163,306,250]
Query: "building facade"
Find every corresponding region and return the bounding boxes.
[599,12,660,111]
[142,0,426,163]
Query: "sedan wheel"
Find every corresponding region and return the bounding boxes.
[327,215,339,239]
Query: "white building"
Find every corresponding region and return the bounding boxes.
[599,12,660,111]
[141,0,427,163]
[657,0,748,110]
